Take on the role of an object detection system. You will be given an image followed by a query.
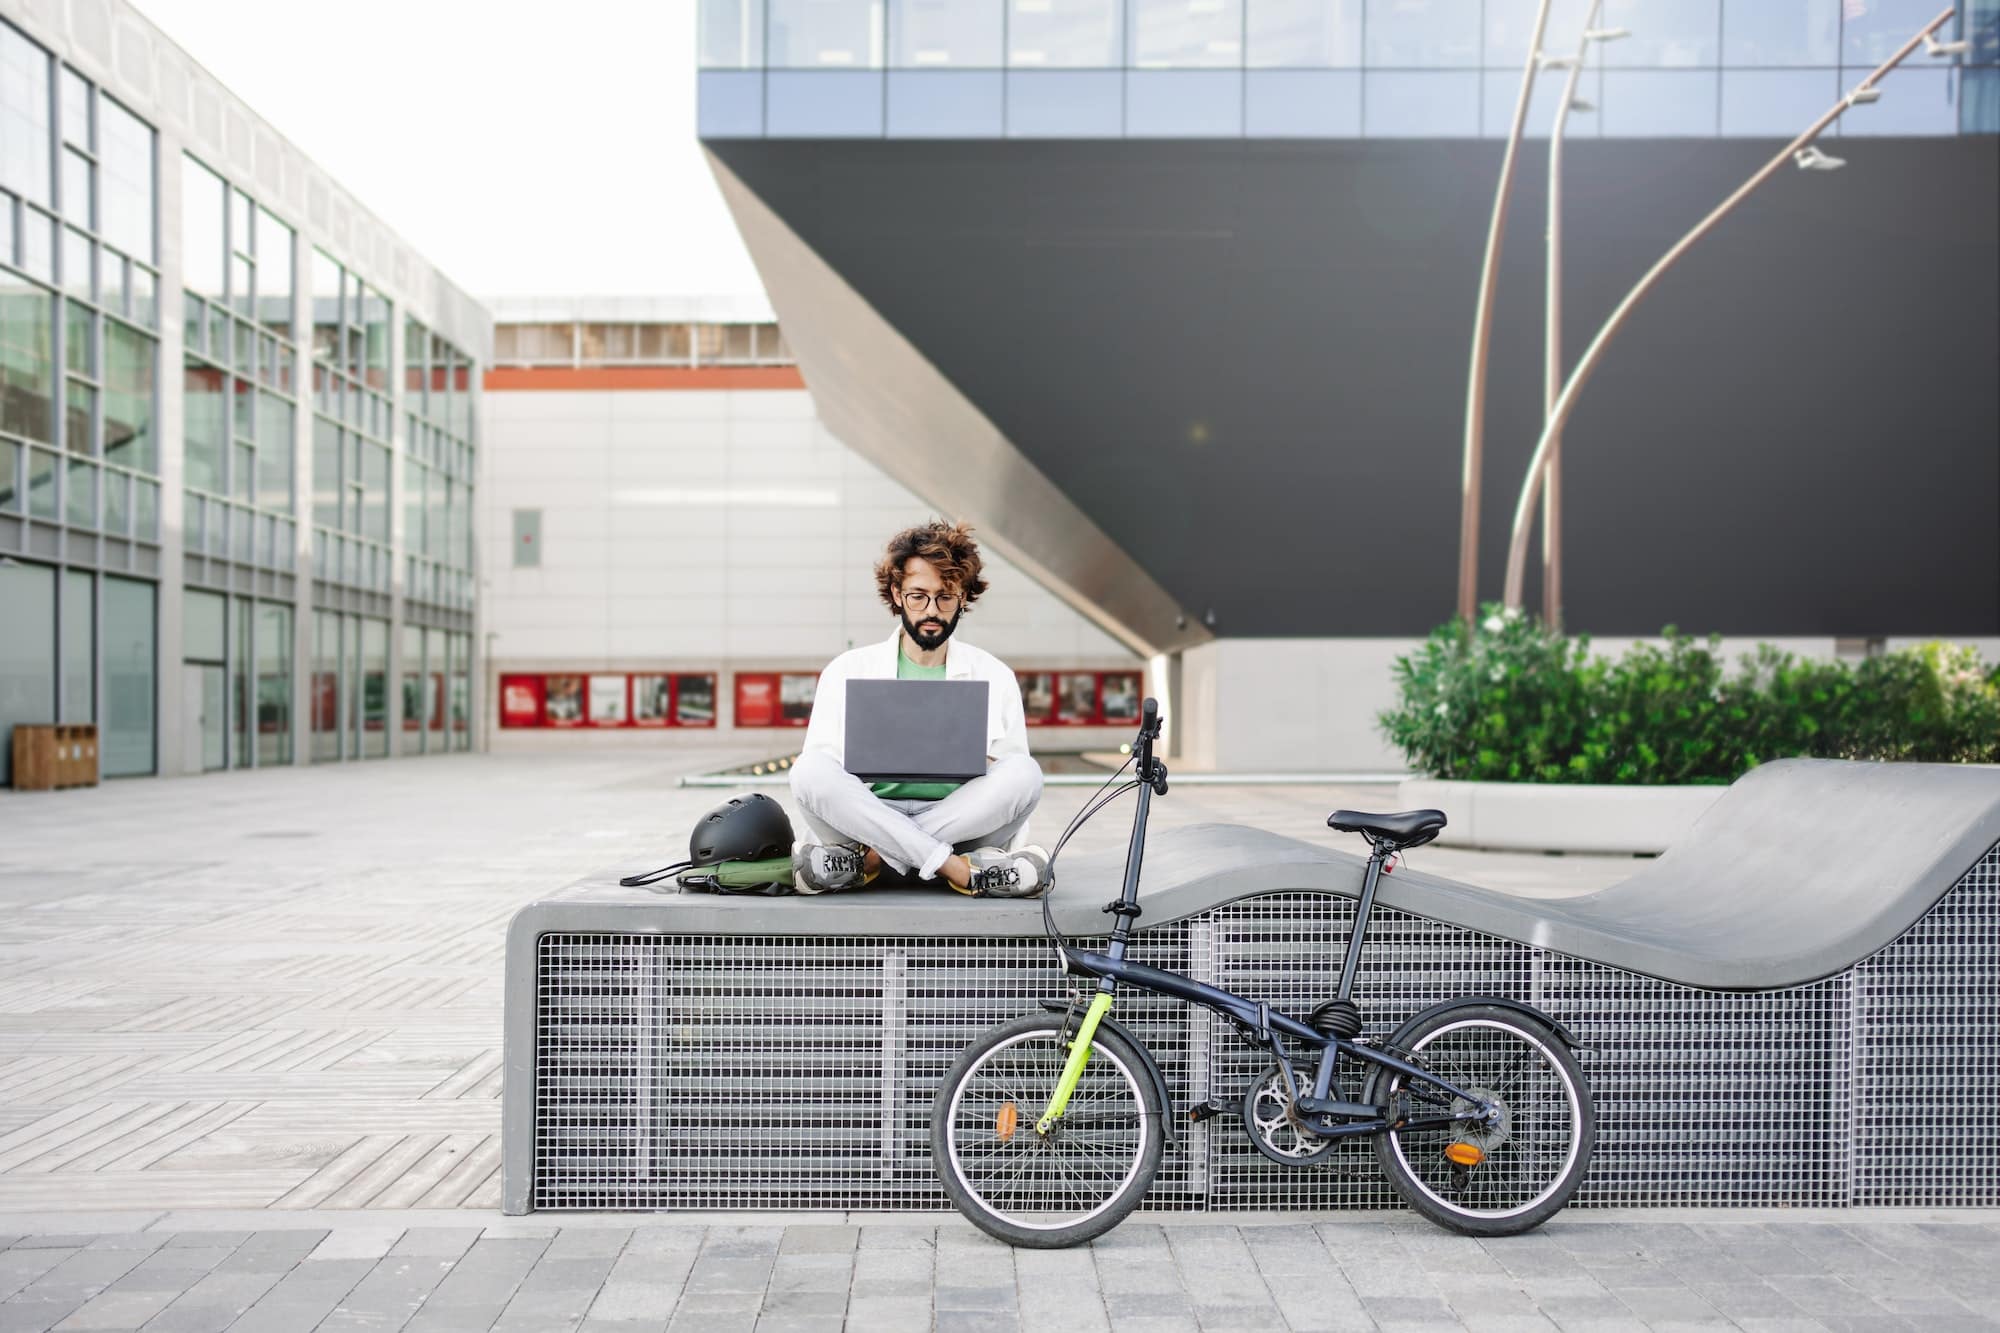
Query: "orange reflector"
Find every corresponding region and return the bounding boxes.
[1445,1143,1484,1166]
[995,1102,1019,1142]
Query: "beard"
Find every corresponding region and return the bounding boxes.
[900,606,961,652]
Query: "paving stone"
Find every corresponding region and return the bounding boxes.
[48,1282,181,1330]
[161,1235,252,1251]
[77,1238,163,1256]
[855,1225,934,1253]
[683,1256,775,1295]
[587,1279,682,1323]
[0,1297,83,1333]
[765,1256,852,1295]
[1189,1301,1290,1332]
[626,1228,706,1258]
[1,1253,75,1302]
[388,1227,483,1260]
[777,1227,857,1256]
[934,1281,1018,1312]
[1266,1281,1377,1333]
[548,1228,633,1261]
[1359,1293,1463,1326]
[932,1311,1021,1333]
[838,1296,933,1332]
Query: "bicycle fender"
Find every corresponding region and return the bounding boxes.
[1389,996,1588,1053]
[1038,1000,1178,1147]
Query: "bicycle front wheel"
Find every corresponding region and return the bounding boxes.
[1367,1004,1594,1237]
[931,1012,1163,1248]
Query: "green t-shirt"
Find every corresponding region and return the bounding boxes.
[870,645,970,802]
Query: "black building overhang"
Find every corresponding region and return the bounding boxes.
[712,136,2000,642]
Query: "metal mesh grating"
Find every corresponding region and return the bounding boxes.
[1851,843,2000,1205]
[532,841,1999,1211]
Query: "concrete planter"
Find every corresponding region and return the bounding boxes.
[1396,777,1728,855]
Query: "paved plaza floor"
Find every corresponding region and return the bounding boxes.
[1,750,1992,1330]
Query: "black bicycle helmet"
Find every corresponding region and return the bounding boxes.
[689,792,794,865]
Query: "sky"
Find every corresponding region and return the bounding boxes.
[129,0,769,306]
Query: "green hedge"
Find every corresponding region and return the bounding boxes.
[1379,606,2000,784]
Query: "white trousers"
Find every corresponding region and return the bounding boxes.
[789,751,1044,880]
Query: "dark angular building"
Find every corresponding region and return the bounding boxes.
[698,1,1999,767]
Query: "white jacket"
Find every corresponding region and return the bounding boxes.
[801,629,1030,768]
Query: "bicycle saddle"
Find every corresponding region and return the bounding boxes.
[1327,808,1448,850]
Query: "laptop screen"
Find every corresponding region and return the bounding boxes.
[843,679,989,783]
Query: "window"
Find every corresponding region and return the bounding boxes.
[512,508,541,567]
[0,558,56,786]
[892,0,1003,67]
[1130,0,1242,68]
[768,0,885,67]
[700,0,766,68]
[1249,0,1362,67]
[1008,0,1121,67]
[101,573,154,776]
[307,248,392,592]
[181,155,294,574]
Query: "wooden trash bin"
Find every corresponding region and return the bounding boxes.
[10,724,99,791]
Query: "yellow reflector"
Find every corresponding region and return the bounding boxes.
[1444,1143,1484,1166]
[995,1102,1019,1142]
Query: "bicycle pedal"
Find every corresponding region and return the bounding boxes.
[1187,1101,1232,1124]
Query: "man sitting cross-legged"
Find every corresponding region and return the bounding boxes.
[788,520,1049,898]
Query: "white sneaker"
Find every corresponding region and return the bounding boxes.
[792,842,871,895]
[957,845,1051,898]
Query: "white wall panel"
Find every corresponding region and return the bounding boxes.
[483,382,1145,744]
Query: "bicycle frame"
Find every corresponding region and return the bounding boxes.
[1035,703,1492,1140]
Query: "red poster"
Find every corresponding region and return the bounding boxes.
[430,673,446,731]
[499,675,545,729]
[735,674,778,727]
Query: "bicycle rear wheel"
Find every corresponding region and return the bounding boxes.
[1366,1004,1594,1237]
[931,1012,1163,1248]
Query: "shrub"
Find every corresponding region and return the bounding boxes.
[1379,608,2000,783]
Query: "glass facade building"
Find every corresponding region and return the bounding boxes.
[700,0,2000,138]
[0,5,487,784]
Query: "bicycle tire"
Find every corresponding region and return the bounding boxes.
[1365,1004,1594,1237]
[931,1012,1164,1249]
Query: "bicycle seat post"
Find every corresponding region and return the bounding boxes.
[1334,839,1394,1003]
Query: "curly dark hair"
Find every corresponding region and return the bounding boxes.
[874,520,990,614]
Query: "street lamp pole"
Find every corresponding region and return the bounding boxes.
[1540,6,1626,629]
[1500,6,1956,611]
[1457,0,1555,625]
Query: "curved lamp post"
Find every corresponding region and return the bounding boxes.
[1500,6,1956,612]
[1456,0,1555,625]
[1540,6,1629,628]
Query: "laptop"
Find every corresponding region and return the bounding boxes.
[843,679,989,783]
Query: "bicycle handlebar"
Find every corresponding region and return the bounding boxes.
[1136,698,1167,795]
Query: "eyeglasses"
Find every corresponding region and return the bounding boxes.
[900,589,961,614]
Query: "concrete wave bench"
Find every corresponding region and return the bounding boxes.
[501,758,2000,1215]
